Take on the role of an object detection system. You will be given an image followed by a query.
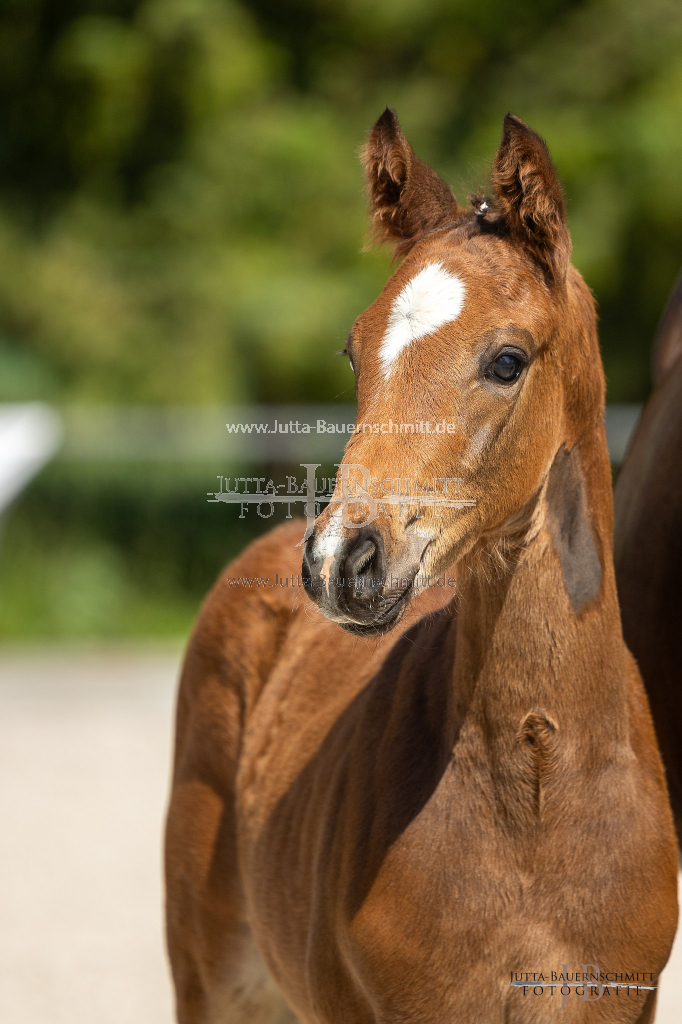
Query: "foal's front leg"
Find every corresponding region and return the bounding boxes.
[165,643,297,1024]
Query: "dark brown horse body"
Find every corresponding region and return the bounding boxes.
[165,112,678,1023]
[615,273,682,843]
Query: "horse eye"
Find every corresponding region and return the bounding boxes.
[489,352,523,384]
[337,346,355,373]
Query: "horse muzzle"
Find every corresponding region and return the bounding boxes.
[302,524,416,635]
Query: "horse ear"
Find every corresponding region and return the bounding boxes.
[491,114,571,283]
[363,108,459,254]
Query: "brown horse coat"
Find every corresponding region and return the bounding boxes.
[166,112,677,1024]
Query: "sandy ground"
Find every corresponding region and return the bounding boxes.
[0,645,681,1023]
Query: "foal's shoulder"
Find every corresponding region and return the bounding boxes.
[177,519,309,698]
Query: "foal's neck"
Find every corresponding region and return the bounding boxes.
[451,442,628,734]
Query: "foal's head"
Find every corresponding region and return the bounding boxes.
[303,110,605,634]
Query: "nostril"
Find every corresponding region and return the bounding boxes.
[346,538,376,584]
[303,527,386,618]
[343,535,385,605]
[348,539,376,579]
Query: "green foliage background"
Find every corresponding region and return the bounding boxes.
[1,0,682,636]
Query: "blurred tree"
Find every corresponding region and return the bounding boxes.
[3,0,682,639]
[1,0,682,404]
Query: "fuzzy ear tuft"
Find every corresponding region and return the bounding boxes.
[491,114,571,283]
[363,108,459,255]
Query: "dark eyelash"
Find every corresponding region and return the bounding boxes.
[336,348,348,357]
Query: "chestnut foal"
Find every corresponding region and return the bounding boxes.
[165,112,677,1023]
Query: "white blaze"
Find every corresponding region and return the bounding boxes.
[379,262,466,378]
[313,513,344,560]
